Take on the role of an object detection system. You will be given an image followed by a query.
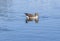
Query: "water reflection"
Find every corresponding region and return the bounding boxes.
[25,18,39,23]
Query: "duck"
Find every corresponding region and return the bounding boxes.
[25,13,39,23]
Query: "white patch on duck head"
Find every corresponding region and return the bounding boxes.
[26,16,29,19]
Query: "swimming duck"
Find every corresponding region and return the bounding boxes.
[25,13,39,23]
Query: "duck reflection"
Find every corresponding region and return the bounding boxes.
[25,13,39,23]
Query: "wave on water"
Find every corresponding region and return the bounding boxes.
[0,27,12,32]
[40,15,60,19]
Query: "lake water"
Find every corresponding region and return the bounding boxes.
[0,0,60,41]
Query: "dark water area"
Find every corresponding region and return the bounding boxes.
[0,0,60,41]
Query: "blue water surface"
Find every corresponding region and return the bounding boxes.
[0,0,60,41]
